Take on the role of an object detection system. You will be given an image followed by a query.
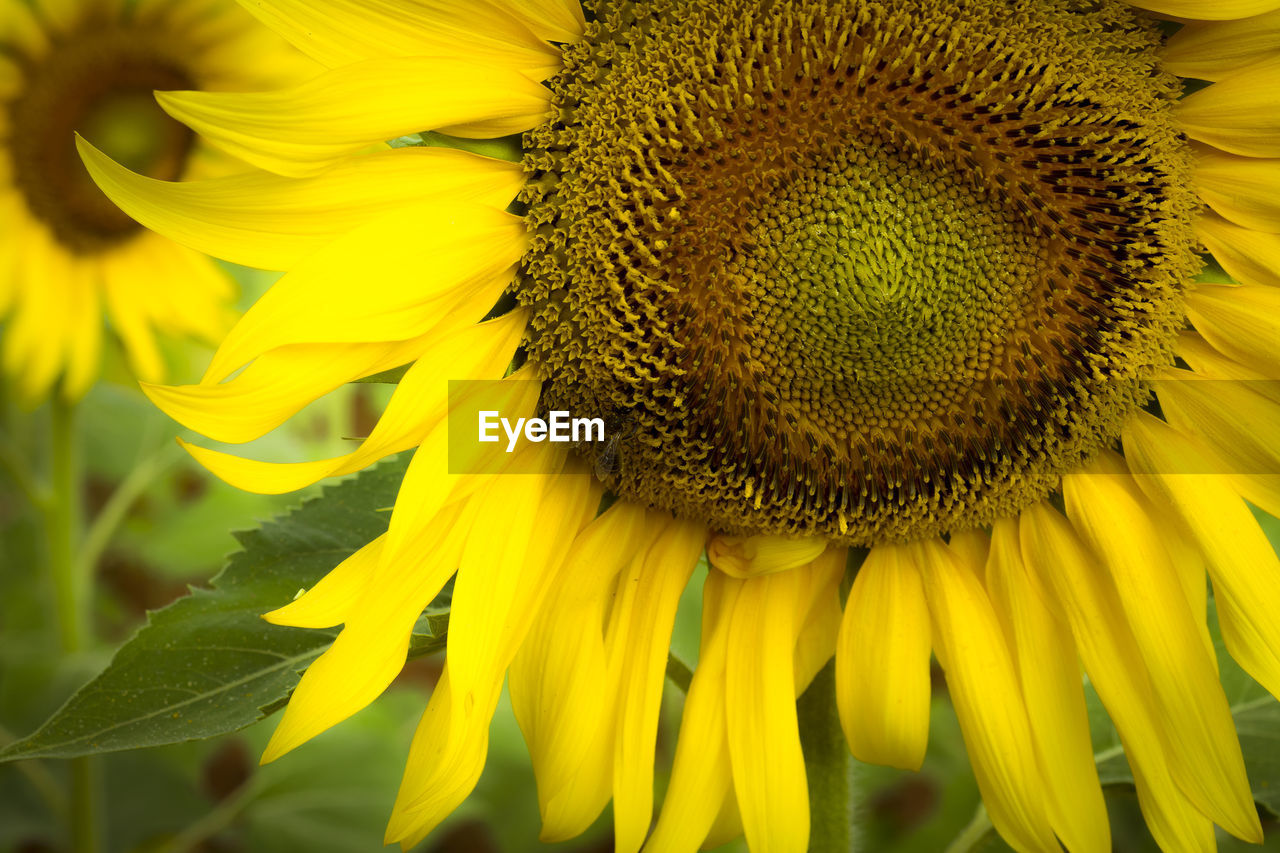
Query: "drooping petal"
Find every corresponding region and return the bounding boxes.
[80,140,525,270]
[1178,56,1280,158]
[232,0,559,78]
[157,57,552,176]
[723,568,809,853]
[387,453,597,845]
[1196,212,1280,287]
[644,573,739,853]
[508,501,659,839]
[917,538,1059,853]
[260,501,468,762]
[1063,467,1261,842]
[1124,412,1280,702]
[985,519,1110,853]
[835,543,932,771]
[1019,501,1218,852]
[610,519,706,853]
[265,535,384,629]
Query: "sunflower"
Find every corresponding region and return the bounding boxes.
[0,0,311,402]
[85,0,1280,849]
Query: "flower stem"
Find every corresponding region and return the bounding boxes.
[799,660,857,852]
[45,398,101,853]
[47,397,84,655]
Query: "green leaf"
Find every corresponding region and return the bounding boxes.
[0,454,449,763]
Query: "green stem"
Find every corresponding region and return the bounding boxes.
[799,660,856,852]
[945,803,993,853]
[47,398,84,655]
[45,398,101,853]
[77,442,178,585]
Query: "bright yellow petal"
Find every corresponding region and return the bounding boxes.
[157,57,552,177]
[835,542,931,771]
[707,532,826,578]
[1196,212,1280,287]
[265,534,383,629]
[80,140,526,271]
[792,549,845,694]
[610,519,705,853]
[1176,330,1280,385]
[1127,0,1280,17]
[204,202,526,383]
[176,312,527,490]
[644,573,738,853]
[917,538,1059,853]
[261,501,468,762]
[985,519,1110,853]
[1019,501,1219,853]
[1187,283,1280,379]
[508,501,657,839]
[1124,412,1280,702]
[724,569,809,853]
[1162,8,1280,81]
[235,0,560,78]
[1178,56,1280,158]
[1063,465,1261,842]
[501,0,586,43]
[388,459,596,844]
[1195,150,1280,234]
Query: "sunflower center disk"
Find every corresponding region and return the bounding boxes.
[518,0,1198,545]
[7,27,195,253]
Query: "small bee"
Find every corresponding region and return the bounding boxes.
[592,413,636,482]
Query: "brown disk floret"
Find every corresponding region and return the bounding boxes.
[517,0,1198,545]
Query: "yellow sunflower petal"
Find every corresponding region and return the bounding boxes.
[1195,151,1280,234]
[1162,8,1280,81]
[260,502,469,762]
[389,461,594,844]
[1176,330,1280,385]
[60,261,102,400]
[175,312,527,490]
[1124,412,1280,702]
[1127,0,1280,18]
[1019,501,1219,852]
[644,573,738,853]
[1178,56,1280,158]
[917,538,1059,853]
[80,140,525,270]
[234,0,559,78]
[1187,283,1280,378]
[501,0,586,43]
[724,569,808,853]
[264,535,384,629]
[610,519,705,853]
[707,532,826,578]
[985,519,1110,853]
[835,543,932,771]
[1063,466,1261,842]
[1196,212,1280,286]
[508,501,657,837]
[792,549,845,694]
[207,204,523,383]
[157,57,552,177]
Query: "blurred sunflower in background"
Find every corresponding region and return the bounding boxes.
[0,0,311,402]
[86,0,1280,850]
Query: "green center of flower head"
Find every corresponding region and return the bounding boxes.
[7,26,195,253]
[516,0,1198,545]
